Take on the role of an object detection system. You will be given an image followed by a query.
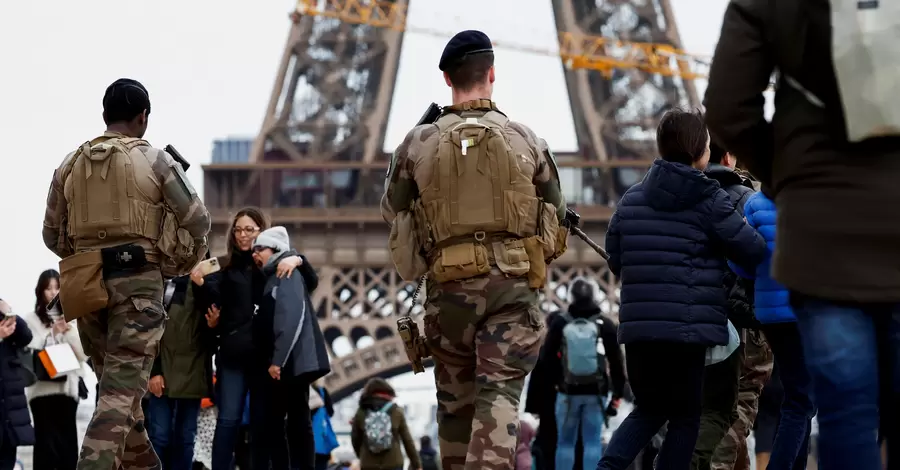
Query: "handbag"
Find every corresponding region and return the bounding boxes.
[16,348,37,387]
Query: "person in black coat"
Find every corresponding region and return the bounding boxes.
[0,299,35,470]
[598,109,767,470]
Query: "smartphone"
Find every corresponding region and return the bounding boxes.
[195,258,221,277]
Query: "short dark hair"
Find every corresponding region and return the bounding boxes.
[656,108,708,165]
[709,140,727,164]
[446,52,494,91]
[102,78,151,124]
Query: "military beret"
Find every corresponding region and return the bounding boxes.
[439,30,494,72]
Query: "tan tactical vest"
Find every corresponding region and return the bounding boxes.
[63,135,167,253]
[417,110,544,283]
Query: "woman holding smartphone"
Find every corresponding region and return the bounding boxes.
[191,207,318,470]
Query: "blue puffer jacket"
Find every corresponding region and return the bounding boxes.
[606,159,767,346]
[732,191,795,323]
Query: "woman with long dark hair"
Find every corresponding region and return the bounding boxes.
[21,269,88,470]
[192,207,317,470]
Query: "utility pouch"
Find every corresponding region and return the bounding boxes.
[431,242,491,283]
[491,239,530,277]
[523,236,548,289]
[58,251,108,322]
[157,211,198,277]
[100,244,148,275]
[389,210,428,282]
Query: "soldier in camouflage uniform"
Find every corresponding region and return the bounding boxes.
[381,31,566,470]
[710,330,773,470]
[42,78,211,470]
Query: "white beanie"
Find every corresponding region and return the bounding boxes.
[253,226,290,253]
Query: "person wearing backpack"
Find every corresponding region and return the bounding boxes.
[539,278,626,470]
[705,2,900,469]
[351,378,421,470]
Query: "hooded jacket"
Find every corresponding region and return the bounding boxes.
[606,159,767,346]
[257,251,330,382]
[705,164,759,328]
[351,393,422,470]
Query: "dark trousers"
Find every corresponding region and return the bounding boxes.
[691,347,742,470]
[762,323,815,470]
[598,342,706,470]
[147,396,202,470]
[314,453,330,470]
[31,395,79,470]
[250,373,314,470]
[0,434,16,470]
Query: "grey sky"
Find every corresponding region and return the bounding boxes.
[0,0,730,312]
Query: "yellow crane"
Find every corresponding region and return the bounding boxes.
[293,0,711,80]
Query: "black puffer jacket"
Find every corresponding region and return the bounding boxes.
[0,316,35,447]
[705,164,759,328]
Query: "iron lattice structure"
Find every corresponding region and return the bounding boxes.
[204,0,698,399]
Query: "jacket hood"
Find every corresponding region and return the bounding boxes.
[642,159,719,211]
[705,164,753,190]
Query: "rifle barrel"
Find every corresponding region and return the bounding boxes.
[571,226,610,260]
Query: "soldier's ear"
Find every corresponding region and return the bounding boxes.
[488,66,495,84]
[443,72,452,88]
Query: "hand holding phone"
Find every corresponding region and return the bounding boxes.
[191,258,221,286]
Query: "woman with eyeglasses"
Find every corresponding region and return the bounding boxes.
[190,207,318,470]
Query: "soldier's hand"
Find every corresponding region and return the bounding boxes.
[190,266,206,286]
[268,365,281,380]
[0,317,15,339]
[206,305,220,328]
[149,375,165,398]
[276,255,302,279]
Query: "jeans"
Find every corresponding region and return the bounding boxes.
[147,395,202,470]
[556,393,605,470]
[211,363,251,470]
[598,342,707,470]
[762,323,815,470]
[792,295,900,470]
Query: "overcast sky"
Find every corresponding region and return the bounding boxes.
[0,0,731,313]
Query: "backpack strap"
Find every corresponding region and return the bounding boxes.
[560,312,574,323]
[379,402,394,413]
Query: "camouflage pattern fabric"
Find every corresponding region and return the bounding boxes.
[380,102,565,224]
[711,329,773,470]
[76,268,166,470]
[422,272,545,470]
[42,131,210,263]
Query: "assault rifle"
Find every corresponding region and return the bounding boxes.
[396,103,443,374]
[564,208,610,261]
[164,144,191,172]
[417,102,443,126]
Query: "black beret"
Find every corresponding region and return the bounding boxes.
[439,30,494,72]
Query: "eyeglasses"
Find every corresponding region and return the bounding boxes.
[233,226,259,236]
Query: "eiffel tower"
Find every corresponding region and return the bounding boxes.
[202,0,699,400]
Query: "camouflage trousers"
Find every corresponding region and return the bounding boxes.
[422,275,545,470]
[76,268,167,470]
[710,329,773,470]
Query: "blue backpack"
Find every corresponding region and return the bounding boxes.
[561,313,607,388]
